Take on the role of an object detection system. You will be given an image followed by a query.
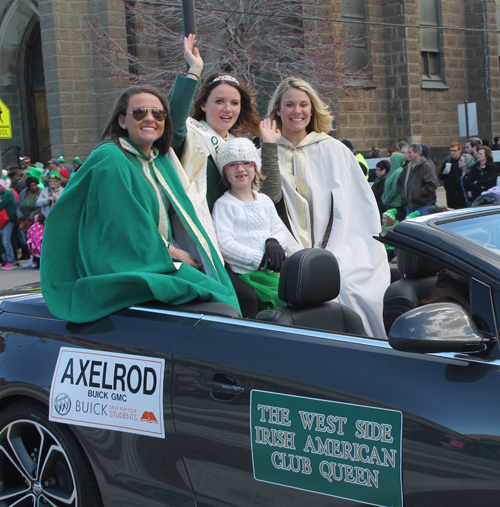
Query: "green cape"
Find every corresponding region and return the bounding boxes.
[41,138,240,323]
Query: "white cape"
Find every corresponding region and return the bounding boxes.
[277,132,390,338]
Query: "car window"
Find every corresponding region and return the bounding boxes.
[438,213,500,256]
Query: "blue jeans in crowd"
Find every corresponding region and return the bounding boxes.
[1,221,16,265]
[406,205,430,217]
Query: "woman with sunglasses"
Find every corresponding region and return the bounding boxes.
[40,85,240,323]
[259,77,389,338]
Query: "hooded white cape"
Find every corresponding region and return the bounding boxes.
[277,132,390,338]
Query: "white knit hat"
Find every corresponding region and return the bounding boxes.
[216,137,261,174]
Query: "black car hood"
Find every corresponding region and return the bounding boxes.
[0,283,58,319]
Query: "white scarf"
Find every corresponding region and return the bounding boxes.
[186,118,234,174]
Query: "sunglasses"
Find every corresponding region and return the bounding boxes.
[126,108,166,121]
[224,161,256,171]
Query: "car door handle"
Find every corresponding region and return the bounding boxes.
[195,378,245,396]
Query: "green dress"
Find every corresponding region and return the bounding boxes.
[41,138,240,323]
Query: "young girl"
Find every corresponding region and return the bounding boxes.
[27,212,45,269]
[212,138,287,318]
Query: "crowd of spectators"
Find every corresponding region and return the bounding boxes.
[0,155,82,269]
[359,136,500,227]
[4,133,500,284]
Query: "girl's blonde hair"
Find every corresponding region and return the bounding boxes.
[266,77,334,134]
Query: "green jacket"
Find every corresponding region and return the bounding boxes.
[0,189,17,221]
[382,153,405,208]
[41,139,240,323]
[169,75,226,213]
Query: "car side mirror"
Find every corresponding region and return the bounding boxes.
[388,303,496,354]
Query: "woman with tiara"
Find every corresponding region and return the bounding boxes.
[169,34,261,214]
[168,34,264,316]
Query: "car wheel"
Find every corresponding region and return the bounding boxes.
[0,399,102,506]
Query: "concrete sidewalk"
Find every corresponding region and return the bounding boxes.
[0,260,40,291]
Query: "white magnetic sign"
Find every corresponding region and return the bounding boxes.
[50,347,165,438]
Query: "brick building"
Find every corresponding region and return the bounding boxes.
[335,0,500,159]
[0,0,499,167]
[0,0,128,167]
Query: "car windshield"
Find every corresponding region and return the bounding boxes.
[439,212,500,256]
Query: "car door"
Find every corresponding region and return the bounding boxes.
[172,315,500,507]
[0,296,200,507]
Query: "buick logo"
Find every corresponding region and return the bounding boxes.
[32,482,42,496]
[54,393,71,415]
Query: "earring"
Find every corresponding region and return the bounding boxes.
[122,125,126,129]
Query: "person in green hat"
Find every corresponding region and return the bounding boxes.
[382,208,398,225]
[72,157,82,172]
[382,209,399,261]
[25,167,45,189]
[17,176,42,220]
[36,171,64,218]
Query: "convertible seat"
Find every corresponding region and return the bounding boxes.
[256,249,366,335]
[383,250,442,334]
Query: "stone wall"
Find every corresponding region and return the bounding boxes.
[335,0,500,155]
[463,0,500,141]
[39,0,129,161]
[3,0,500,167]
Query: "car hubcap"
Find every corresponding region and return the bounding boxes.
[33,481,42,496]
[0,419,77,506]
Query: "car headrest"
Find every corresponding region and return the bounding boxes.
[279,249,340,306]
[397,250,442,278]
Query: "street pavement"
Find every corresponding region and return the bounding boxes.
[0,187,448,293]
[0,260,40,291]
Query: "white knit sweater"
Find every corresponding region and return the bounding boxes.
[212,190,288,274]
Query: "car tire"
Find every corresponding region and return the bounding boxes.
[0,399,103,506]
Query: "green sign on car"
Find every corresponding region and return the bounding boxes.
[251,390,403,507]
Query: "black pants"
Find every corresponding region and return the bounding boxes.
[225,265,259,319]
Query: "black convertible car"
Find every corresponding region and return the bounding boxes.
[1,206,500,507]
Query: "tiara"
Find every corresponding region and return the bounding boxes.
[211,75,240,86]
